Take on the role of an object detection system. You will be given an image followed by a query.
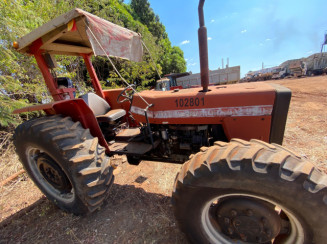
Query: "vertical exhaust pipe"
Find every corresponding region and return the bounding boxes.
[198,0,209,92]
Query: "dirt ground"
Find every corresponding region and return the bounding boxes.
[0,76,326,243]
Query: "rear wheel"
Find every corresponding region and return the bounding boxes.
[14,115,114,215]
[172,139,327,243]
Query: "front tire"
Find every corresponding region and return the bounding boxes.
[14,115,114,215]
[172,139,327,243]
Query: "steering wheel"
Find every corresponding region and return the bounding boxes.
[117,84,135,104]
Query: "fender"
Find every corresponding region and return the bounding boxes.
[13,99,110,152]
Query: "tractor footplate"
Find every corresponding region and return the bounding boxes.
[115,128,141,141]
[109,140,160,155]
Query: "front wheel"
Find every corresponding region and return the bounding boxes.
[14,115,114,215]
[172,139,327,243]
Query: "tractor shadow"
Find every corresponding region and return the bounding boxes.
[0,183,187,244]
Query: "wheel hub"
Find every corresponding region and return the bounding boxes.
[214,197,281,243]
[36,154,72,192]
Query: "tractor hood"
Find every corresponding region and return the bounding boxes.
[131,82,277,125]
[130,82,291,143]
[15,8,143,62]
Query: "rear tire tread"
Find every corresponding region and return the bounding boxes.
[177,139,325,188]
[172,139,327,243]
[14,115,114,214]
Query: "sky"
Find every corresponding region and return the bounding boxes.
[145,0,327,77]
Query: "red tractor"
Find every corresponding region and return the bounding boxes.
[12,1,327,243]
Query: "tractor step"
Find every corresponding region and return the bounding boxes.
[109,140,160,155]
[115,128,141,141]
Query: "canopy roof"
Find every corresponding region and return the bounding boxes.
[16,8,143,62]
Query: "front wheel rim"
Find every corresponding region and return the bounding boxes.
[26,147,75,204]
[201,193,304,244]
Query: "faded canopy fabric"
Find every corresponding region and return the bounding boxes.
[17,8,143,62]
[77,9,143,62]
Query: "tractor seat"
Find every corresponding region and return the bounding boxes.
[80,93,126,123]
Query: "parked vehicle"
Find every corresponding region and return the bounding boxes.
[307,53,327,76]
[12,1,327,243]
[289,60,307,77]
[155,72,189,91]
[271,67,287,79]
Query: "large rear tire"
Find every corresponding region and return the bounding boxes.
[14,115,114,215]
[172,139,327,243]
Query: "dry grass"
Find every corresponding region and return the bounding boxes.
[0,162,187,243]
[271,76,327,173]
[0,131,23,181]
[0,131,45,225]
[0,147,186,243]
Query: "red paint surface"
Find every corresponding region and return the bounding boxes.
[53,99,109,151]
[103,89,138,127]
[30,39,61,101]
[130,82,277,142]
[170,86,183,90]
[14,99,110,152]
[81,54,105,98]
[30,39,76,101]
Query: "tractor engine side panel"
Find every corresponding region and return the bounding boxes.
[131,82,277,142]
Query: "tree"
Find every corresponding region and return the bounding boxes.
[130,0,167,41]
[169,46,187,73]
[130,0,186,75]
[159,39,187,75]
[0,0,186,128]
